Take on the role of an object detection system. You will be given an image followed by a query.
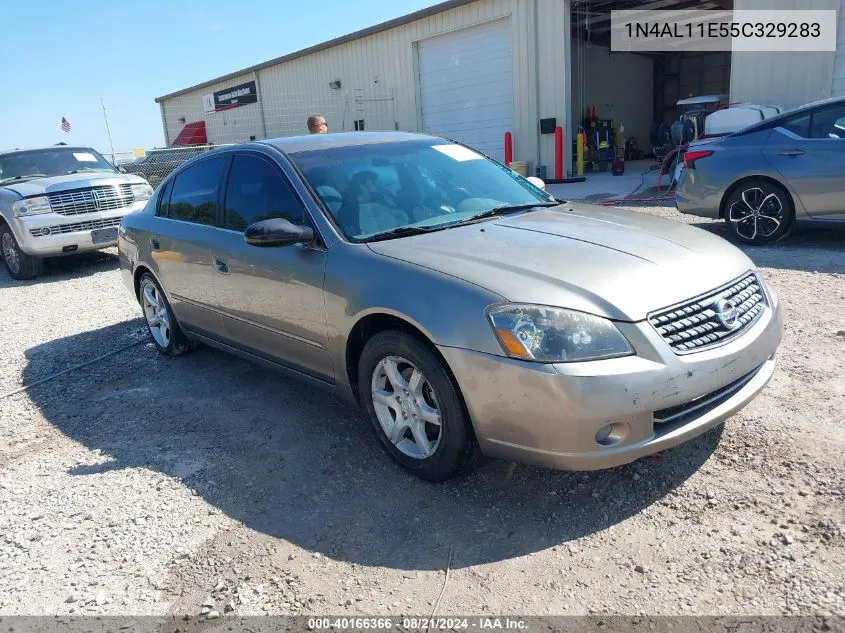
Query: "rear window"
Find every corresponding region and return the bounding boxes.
[166,157,226,226]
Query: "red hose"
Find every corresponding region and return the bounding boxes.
[656,144,687,194]
[582,152,683,207]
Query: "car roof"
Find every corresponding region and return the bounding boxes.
[731,95,845,137]
[161,132,455,179]
[0,145,98,157]
[258,131,446,154]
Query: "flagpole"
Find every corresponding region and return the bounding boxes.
[101,98,116,164]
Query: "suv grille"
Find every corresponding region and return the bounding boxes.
[648,272,767,354]
[29,216,122,237]
[47,184,134,216]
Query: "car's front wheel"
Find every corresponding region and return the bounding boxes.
[358,331,479,482]
[724,180,794,245]
[1,225,43,280]
[138,273,195,356]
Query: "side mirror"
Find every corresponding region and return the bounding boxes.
[117,165,127,173]
[244,217,314,247]
[526,176,546,191]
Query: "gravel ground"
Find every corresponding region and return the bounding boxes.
[0,208,843,619]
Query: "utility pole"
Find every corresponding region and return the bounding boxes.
[101,98,116,164]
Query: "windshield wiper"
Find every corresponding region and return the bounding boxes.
[451,201,558,226]
[0,174,48,185]
[365,225,445,242]
[363,201,559,241]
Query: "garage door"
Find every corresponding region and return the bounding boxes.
[833,1,845,96]
[417,19,513,161]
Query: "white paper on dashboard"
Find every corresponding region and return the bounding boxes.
[431,144,483,162]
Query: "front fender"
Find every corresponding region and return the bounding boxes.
[323,242,507,386]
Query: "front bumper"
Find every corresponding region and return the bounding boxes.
[439,281,783,471]
[9,202,146,257]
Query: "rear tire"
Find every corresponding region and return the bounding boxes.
[358,330,479,482]
[138,273,196,357]
[724,179,794,245]
[1,225,43,280]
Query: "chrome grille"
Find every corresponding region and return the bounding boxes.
[648,272,767,354]
[47,184,134,216]
[29,216,122,237]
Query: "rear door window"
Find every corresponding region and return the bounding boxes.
[166,156,226,226]
[808,104,845,138]
[780,114,811,139]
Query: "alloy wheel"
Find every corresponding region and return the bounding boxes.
[728,187,784,242]
[371,356,443,459]
[2,233,21,275]
[141,280,172,348]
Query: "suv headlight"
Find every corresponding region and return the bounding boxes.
[11,196,51,217]
[131,183,154,201]
[487,304,634,363]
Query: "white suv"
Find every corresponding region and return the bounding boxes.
[0,145,153,279]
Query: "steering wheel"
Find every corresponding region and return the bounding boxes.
[421,195,456,214]
[446,187,470,206]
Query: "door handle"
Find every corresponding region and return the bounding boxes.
[214,257,229,274]
[778,148,805,157]
[150,237,160,250]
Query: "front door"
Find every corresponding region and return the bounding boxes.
[209,151,333,382]
[762,102,845,220]
[148,155,228,337]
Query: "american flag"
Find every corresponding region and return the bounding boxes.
[61,117,70,133]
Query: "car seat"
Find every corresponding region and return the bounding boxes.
[316,185,343,214]
[356,202,409,236]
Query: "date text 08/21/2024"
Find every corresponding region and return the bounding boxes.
[305,617,528,630]
[624,21,821,39]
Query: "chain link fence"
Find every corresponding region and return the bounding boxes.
[105,88,403,189]
[103,84,413,189]
[108,145,221,189]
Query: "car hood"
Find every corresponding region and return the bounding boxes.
[366,203,756,322]
[1,172,148,198]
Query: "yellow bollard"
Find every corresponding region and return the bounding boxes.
[576,132,585,177]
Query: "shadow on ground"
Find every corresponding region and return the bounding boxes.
[0,250,119,288]
[687,222,845,275]
[22,321,721,571]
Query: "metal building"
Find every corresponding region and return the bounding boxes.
[156,0,572,176]
[156,0,845,177]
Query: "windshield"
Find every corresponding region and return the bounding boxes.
[288,139,556,241]
[0,148,116,184]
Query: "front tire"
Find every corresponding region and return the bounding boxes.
[138,273,195,357]
[724,180,794,245]
[358,331,478,482]
[1,226,43,280]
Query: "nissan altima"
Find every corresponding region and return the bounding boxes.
[118,132,783,482]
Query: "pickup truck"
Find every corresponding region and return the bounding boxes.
[0,145,153,280]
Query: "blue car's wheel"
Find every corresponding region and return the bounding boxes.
[724,180,794,246]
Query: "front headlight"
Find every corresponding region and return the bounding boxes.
[11,196,51,217]
[131,183,154,201]
[487,304,634,363]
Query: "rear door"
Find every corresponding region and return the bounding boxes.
[762,102,845,220]
[147,155,228,337]
[209,151,333,382]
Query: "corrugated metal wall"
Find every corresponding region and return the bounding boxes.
[730,0,839,110]
[159,0,573,173]
[832,0,845,95]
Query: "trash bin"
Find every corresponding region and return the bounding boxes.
[510,161,528,176]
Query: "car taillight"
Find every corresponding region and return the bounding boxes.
[683,150,713,169]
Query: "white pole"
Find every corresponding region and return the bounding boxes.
[101,98,116,164]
